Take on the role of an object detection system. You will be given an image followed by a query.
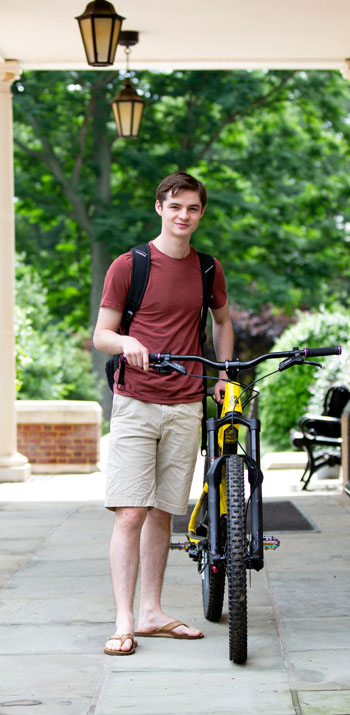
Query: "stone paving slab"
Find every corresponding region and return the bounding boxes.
[0,596,116,625]
[93,619,294,714]
[282,616,350,652]
[0,574,113,599]
[12,557,109,578]
[0,623,112,655]
[0,523,62,540]
[33,540,108,560]
[297,690,350,715]
[0,484,350,714]
[289,649,350,691]
[266,532,350,570]
[0,654,104,715]
[95,669,294,715]
[2,538,47,555]
[267,571,350,618]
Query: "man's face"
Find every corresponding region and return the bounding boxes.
[155,189,205,240]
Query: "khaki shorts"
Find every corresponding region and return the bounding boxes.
[105,395,203,515]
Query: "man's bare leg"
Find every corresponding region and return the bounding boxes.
[136,508,203,638]
[106,506,148,653]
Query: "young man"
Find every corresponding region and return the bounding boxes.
[93,173,233,655]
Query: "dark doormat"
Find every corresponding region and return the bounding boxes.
[172,499,317,534]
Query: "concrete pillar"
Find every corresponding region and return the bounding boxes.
[0,60,30,482]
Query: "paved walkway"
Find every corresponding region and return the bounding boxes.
[1,456,350,715]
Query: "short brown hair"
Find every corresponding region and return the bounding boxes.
[155,172,207,208]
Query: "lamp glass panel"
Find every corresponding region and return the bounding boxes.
[118,101,133,136]
[110,19,122,58]
[131,102,144,136]
[93,17,113,63]
[111,103,122,135]
[79,18,94,64]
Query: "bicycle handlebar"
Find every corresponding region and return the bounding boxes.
[148,345,341,373]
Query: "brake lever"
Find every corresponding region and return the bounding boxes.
[303,360,322,369]
[279,356,322,372]
[151,359,187,375]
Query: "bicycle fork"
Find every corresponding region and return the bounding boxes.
[206,412,264,572]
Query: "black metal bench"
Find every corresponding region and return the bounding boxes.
[291,385,350,490]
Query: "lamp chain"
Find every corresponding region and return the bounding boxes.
[124,46,131,75]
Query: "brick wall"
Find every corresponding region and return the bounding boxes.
[16,401,102,474]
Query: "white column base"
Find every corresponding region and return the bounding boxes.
[0,452,31,482]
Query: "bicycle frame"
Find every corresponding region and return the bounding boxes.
[150,347,341,571]
[188,379,264,572]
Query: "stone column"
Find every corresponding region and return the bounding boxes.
[0,60,30,482]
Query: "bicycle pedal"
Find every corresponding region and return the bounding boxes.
[169,542,190,551]
[263,535,280,550]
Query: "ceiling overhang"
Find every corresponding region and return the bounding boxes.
[1,0,350,74]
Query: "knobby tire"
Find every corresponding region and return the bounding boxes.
[226,454,248,664]
[201,459,225,622]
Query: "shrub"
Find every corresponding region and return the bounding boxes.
[308,337,350,413]
[16,255,100,401]
[257,308,349,450]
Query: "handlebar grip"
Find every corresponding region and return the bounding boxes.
[149,353,162,362]
[304,346,341,357]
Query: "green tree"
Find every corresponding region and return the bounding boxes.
[13,69,350,413]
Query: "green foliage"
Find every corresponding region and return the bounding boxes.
[16,255,100,401]
[12,69,350,329]
[12,70,350,412]
[257,308,350,450]
[308,337,350,414]
[113,69,350,313]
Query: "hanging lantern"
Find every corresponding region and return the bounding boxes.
[111,77,145,138]
[110,32,145,138]
[76,0,124,67]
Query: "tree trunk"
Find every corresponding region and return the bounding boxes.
[90,84,114,419]
[90,238,113,419]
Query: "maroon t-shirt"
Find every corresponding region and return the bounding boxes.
[100,241,228,403]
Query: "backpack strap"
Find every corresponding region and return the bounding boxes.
[197,251,216,345]
[117,243,151,389]
[122,243,151,332]
[197,252,216,454]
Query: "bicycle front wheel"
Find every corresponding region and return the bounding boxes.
[226,454,247,664]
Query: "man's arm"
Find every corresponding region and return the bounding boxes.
[93,306,149,370]
[210,300,234,403]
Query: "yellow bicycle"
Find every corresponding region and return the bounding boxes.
[149,345,341,664]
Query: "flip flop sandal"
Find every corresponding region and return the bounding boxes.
[135,620,204,639]
[104,633,138,655]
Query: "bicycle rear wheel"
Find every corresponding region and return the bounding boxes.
[200,459,226,622]
[226,454,247,664]
[201,513,226,622]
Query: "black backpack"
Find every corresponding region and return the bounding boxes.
[104,242,216,450]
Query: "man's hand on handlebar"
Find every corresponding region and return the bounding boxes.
[122,337,149,371]
[215,379,226,404]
